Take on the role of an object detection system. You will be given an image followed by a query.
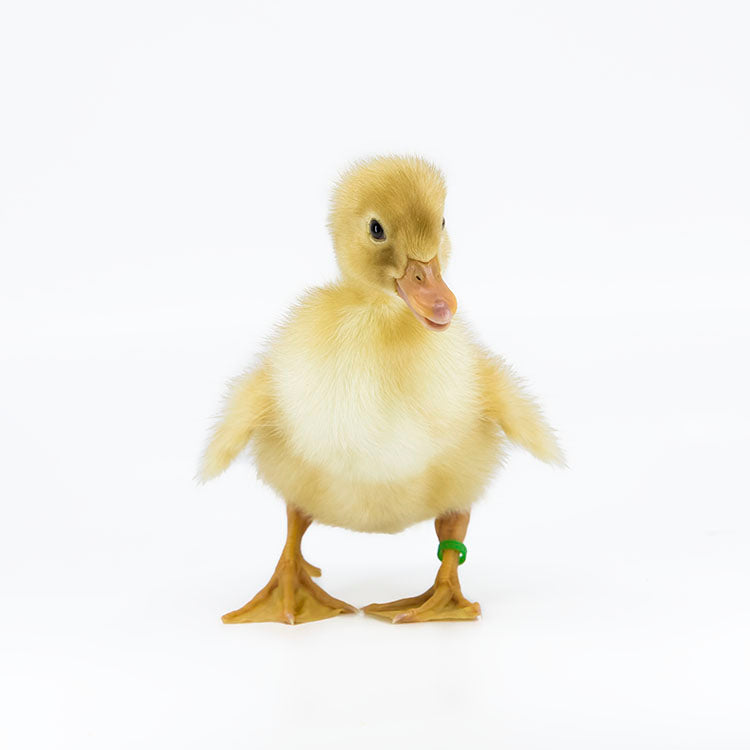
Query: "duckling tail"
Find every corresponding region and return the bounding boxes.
[198,364,272,482]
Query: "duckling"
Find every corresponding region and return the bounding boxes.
[200,155,563,624]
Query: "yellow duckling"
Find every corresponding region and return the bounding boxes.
[200,155,562,624]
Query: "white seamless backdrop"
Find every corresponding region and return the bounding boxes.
[1,2,748,749]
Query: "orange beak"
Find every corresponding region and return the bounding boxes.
[395,257,457,331]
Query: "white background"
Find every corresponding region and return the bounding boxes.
[1,1,749,748]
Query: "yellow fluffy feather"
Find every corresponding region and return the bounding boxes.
[200,156,562,534]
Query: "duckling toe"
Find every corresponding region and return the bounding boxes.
[363,582,481,624]
[301,557,322,578]
[222,565,356,625]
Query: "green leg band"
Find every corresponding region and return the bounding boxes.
[437,539,467,565]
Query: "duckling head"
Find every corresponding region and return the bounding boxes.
[328,155,457,331]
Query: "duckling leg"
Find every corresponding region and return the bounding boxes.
[363,511,481,623]
[222,505,356,625]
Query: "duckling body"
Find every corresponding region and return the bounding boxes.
[201,155,562,624]
[254,284,502,533]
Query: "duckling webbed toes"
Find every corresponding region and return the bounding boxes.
[363,581,481,624]
[364,510,481,623]
[222,504,354,625]
[222,559,356,625]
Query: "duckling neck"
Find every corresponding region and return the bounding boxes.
[338,279,421,338]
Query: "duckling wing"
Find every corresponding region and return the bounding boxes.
[199,364,273,481]
[477,351,565,466]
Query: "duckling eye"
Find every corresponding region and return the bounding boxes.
[442,217,445,229]
[369,219,386,241]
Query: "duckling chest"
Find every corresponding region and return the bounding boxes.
[271,336,476,482]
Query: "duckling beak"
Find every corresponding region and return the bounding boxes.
[395,257,457,331]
